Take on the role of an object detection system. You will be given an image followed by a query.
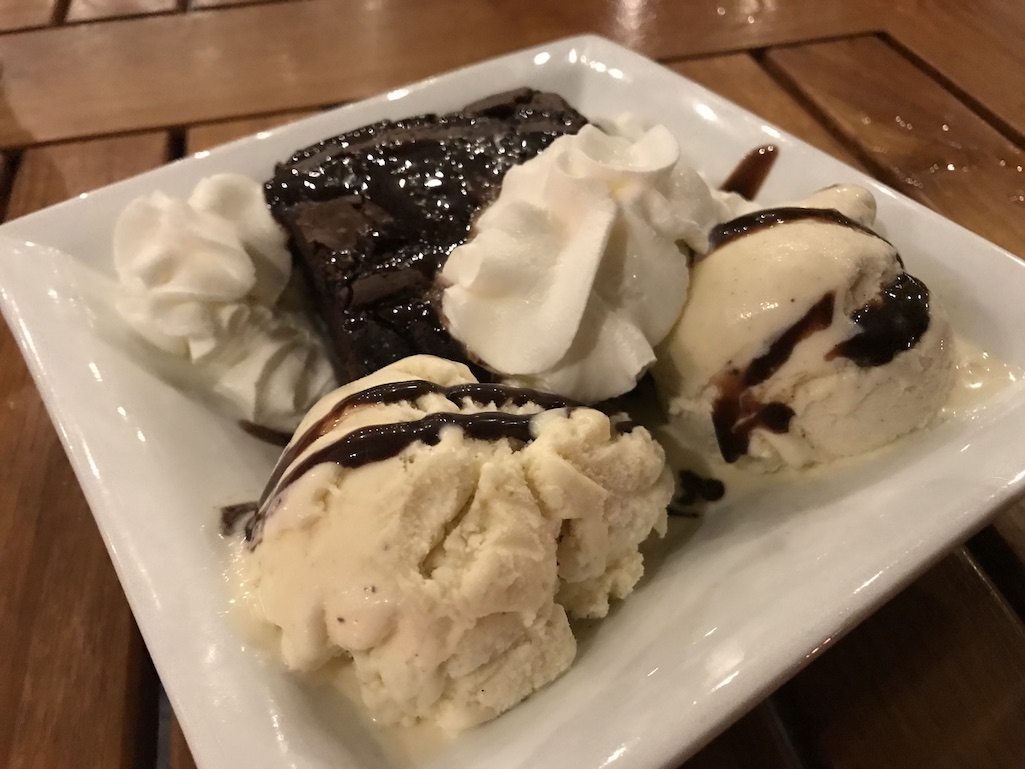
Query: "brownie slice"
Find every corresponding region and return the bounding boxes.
[265,88,588,384]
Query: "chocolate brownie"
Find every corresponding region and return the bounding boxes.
[264,88,588,384]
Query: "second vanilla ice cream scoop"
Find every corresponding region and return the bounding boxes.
[238,355,673,730]
[653,185,956,470]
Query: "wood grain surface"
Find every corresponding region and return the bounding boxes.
[65,0,180,23]
[684,704,801,769]
[886,0,1025,140]
[190,0,300,7]
[170,717,198,769]
[776,551,1025,768]
[184,109,317,154]
[0,0,878,148]
[2,2,1025,769]
[668,54,868,171]
[765,35,1025,258]
[970,497,1025,624]
[0,0,57,32]
[994,500,1025,574]
[0,133,169,769]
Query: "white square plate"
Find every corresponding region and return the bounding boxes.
[2,34,1025,769]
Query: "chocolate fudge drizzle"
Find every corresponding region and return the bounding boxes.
[257,380,577,509]
[220,501,258,536]
[827,272,931,367]
[705,207,932,463]
[709,207,888,252]
[245,380,642,547]
[712,293,835,463]
[669,469,726,517]
[238,420,292,447]
[720,144,778,200]
[271,410,535,507]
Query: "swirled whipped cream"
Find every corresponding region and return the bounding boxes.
[440,123,732,403]
[114,174,335,431]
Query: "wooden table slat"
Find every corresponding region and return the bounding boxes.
[969,497,1025,624]
[0,152,13,213]
[170,715,199,769]
[764,34,1025,259]
[189,0,301,8]
[65,0,180,23]
[682,703,801,769]
[668,54,868,172]
[0,132,170,769]
[886,0,1025,143]
[0,0,57,34]
[0,0,881,149]
[994,503,1025,575]
[184,109,318,153]
[775,549,1025,769]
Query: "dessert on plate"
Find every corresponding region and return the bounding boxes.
[439,120,737,403]
[653,184,956,470]
[264,89,747,405]
[111,85,982,733]
[264,88,587,386]
[237,355,672,729]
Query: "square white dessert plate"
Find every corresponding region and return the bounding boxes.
[2,34,1025,769]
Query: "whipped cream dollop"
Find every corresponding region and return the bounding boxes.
[114,173,335,431]
[441,123,731,404]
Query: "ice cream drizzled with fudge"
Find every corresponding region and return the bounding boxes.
[653,183,955,470]
[237,355,672,730]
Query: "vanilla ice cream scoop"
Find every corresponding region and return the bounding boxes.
[653,185,955,470]
[239,355,672,729]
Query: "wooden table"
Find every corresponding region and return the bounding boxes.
[1,2,1024,767]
